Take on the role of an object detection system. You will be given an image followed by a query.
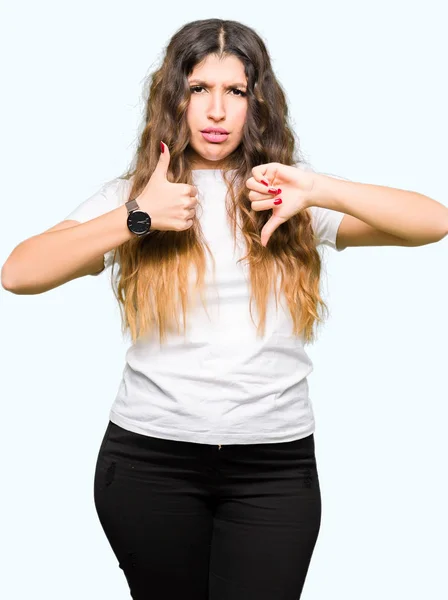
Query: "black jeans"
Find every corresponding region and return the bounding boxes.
[94,421,322,600]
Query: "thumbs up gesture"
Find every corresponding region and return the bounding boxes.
[136,142,199,232]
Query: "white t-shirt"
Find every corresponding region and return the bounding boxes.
[65,165,346,445]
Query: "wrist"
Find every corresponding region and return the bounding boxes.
[126,197,153,236]
[305,173,326,208]
[305,173,341,210]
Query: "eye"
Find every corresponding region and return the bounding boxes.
[189,86,247,97]
[231,88,247,97]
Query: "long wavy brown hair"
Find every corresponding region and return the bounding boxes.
[110,18,329,345]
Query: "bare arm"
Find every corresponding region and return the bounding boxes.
[1,205,133,295]
[2,147,201,295]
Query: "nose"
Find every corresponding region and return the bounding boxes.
[207,91,226,121]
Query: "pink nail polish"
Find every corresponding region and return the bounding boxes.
[273,198,282,205]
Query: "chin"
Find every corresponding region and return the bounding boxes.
[188,139,239,167]
[203,144,237,159]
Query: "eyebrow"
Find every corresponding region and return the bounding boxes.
[188,79,247,89]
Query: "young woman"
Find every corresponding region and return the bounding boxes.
[2,18,447,600]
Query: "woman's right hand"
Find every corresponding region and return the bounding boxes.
[135,141,199,232]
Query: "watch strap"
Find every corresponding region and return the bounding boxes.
[126,198,139,213]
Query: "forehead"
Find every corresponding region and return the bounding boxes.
[189,54,247,83]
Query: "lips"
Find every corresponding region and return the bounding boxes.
[201,127,229,134]
[201,128,229,144]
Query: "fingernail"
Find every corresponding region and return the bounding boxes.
[268,187,280,194]
[273,198,282,205]
[160,141,165,153]
[261,178,270,186]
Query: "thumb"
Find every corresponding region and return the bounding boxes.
[154,141,171,180]
[260,214,284,247]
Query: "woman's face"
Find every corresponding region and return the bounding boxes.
[186,54,248,169]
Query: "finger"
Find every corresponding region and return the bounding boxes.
[246,176,280,195]
[261,214,285,247]
[249,189,281,202]
[251,163,280,188]
[189,185,198,197]
[153,140,170,180]
[251,197,282,212]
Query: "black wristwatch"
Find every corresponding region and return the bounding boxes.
[125,198,151,236]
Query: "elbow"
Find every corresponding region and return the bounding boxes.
[1,263,17,293]
[1,262,37,295]
[430,227,447,245]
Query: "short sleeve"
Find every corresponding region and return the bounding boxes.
[64,177,133,274]
[294,162,346,252]
[308,205,345,251]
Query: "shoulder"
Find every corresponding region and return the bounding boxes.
[63,175,135,223]
[101,175,134,203]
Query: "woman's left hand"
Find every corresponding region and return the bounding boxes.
[246,162,316,247]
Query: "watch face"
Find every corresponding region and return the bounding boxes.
[127,210,151,235]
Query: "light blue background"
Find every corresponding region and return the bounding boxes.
[1,1,447,598]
